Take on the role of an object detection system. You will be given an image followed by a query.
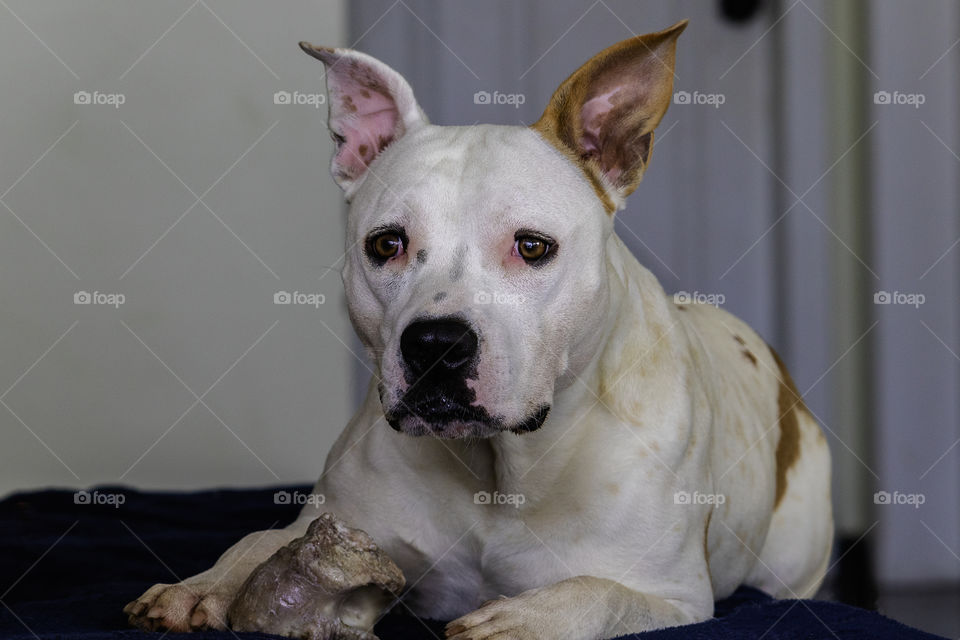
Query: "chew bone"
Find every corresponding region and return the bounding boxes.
[227,513,405,640]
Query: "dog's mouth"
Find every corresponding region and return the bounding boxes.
[384,386,551,438]
[385,387,493,438]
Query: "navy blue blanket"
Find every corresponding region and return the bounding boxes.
[0,486,943,640]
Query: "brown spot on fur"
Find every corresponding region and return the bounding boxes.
[342,95,357,113]
[733,334,746,345]
[676,304,688,311]
[605,482,620,496]
[769,346,805,508]
[360,89,371,98]
[742,349,757,366]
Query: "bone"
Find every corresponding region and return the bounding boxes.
[227,513,404,640]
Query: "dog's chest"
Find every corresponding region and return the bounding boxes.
[394,504,603,620]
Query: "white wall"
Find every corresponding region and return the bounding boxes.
[870,0,960,586]
[0,0,353,495]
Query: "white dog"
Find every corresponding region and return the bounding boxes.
[125,20,833,639]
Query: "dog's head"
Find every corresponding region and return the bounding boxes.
[301,21,685,438]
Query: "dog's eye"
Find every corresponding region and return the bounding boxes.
[515,235,550,263]
[367,230,405,263]
[374,234,402,258]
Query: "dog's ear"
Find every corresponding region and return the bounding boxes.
[532,20,687,211]
[300,43,428,195]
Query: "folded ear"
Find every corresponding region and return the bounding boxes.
[299,42,428,195]
[532,20,687,211]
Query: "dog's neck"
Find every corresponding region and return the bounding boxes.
[486,349,607,497]
[484,235,658,497]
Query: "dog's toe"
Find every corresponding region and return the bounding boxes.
[125,582,200,632]
[190,593,231,630]
[445,602,516,639]
[445,592,551,640]
[189,607,208,628]
[125,579,237,632]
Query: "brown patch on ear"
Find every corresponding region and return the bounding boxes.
[531,20,687,211]
[733,334,746,345]
[769,346,805,508]
[742,349,757,366]
[299,42,337,60]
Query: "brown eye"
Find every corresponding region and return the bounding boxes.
[517,236,548,262]
[371,233,403,260]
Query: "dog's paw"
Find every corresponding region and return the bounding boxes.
[123,581,233,631]
[444,591,559,640]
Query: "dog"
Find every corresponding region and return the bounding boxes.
[124,20,833,639]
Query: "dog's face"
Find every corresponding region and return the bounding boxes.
[346,125,613,437]
[301,21,684,438]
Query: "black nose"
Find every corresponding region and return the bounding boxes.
[400,319,478,377]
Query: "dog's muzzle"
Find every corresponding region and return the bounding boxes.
[389,318,482,430]
[385,317,550,437]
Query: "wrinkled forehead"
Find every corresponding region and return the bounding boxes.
[348,124,606,231]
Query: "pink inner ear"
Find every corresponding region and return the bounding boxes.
[329,71,401,181]
[579,88,623,183]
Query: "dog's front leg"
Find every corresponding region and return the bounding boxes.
[445,576,702,640]
[123,516,315,631]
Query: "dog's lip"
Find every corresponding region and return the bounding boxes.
[385,395,551,437]
[391,392,487,424]
[383,387,494,436]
